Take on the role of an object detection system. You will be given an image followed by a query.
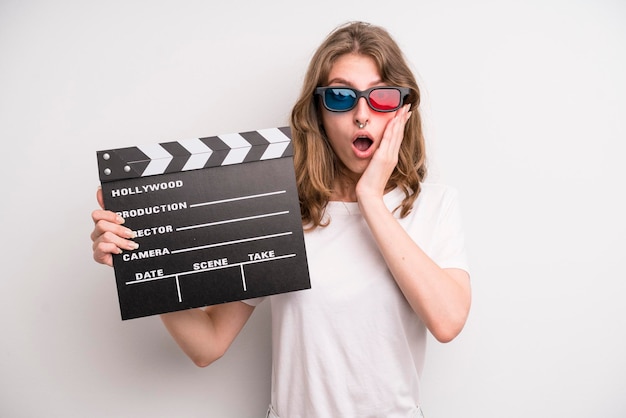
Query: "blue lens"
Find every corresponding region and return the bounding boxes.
[325,88,357,111]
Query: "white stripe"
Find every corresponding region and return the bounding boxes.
[171,232,292,254]
[189,190,285,208]
[137,144,173,176]
[258,128,290,159]
[178,138,213,171]
[241,265,247,291]
[257,127,290,144]
[176,276,182,302]
[219,133,252,165]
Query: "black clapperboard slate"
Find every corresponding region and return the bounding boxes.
[97,127,310,320]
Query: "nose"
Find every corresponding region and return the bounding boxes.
[354,96,371,127]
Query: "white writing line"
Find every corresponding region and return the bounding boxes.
[176,211,289,232]
[124,253,297,285]
[175,276,182,302]
[170,232,292,255]
[241,265,247,291]
[190,190,286,208]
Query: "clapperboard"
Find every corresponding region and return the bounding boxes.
[97,127,310,320]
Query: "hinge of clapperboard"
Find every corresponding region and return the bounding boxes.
[97,126,293,183]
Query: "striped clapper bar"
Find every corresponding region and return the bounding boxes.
[97,127,310,320]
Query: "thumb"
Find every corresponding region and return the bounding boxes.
[96,186,105,209]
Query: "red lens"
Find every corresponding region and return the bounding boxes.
[369,89,401,111]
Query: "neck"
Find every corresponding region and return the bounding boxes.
[330,174,358,202]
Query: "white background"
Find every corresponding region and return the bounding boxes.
[1,1,625,417]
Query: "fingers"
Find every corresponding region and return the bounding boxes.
[375,104,411,168]
[92,227,138,251]
[356,105,412,201]
[381,104,411,156]
[90,209,133,241]
[92,226,139,267]
[91,202,138,267]
[93,243,115,267]
[91,207,123,226]
[91,215,137,248]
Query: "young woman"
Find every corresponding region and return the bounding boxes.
[91,21,471,418]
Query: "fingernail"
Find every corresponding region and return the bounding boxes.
[116,215,125,224]
[129,242,139,250]
[126,229,137,239]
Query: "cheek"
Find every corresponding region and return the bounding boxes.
[320,110,348,136]
[376,112,396,126]
[370,113,398,137]
[320,113,347,152]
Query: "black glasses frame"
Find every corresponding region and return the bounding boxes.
[314,86,410,113]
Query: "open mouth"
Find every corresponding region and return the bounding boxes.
[353,136,373,152]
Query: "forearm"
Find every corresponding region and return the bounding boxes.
[160,301,255,367]
[160,308,222,367]
[358,196,471,342]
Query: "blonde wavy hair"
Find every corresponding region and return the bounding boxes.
[290,21,427,229]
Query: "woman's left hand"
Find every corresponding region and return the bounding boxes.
[356,104,411,201]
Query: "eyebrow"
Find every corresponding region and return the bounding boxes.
[326,77,385,88]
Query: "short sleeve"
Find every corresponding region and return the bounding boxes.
[241,296,267,307]
[432,188,470,275]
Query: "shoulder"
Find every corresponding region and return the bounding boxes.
[416,182,461,210]
[406,182,462,222]
[383,182,461,223]
[386,182,459,209]
[418,182,459,200]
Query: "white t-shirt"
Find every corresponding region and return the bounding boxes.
[244,183,470,418]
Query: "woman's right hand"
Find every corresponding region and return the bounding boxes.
[90,187,138,267]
